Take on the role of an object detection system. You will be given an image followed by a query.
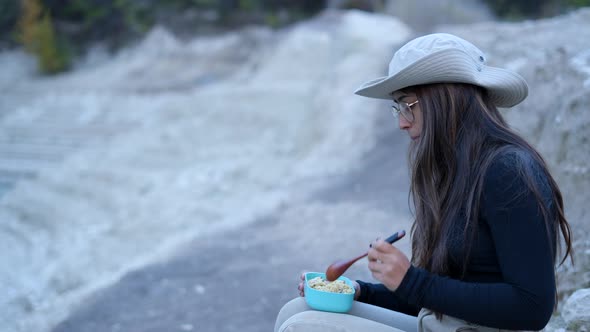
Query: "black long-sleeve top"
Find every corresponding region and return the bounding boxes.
[357,151,558,330]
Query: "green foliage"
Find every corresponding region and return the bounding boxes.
[264,12,280,28]
[36,12,70,73]
[482,0,590,19]
[567,0,590,7]
[114,0,152,34]
[193,0,216,5]
[17,0,70,74]
[0,1,20,37]
[30,0,154,52]
[18,0,42,53]
[239,0,258,11]
[482,0,544,19]
[61,0,107,22]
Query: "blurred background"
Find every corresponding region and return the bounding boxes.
[1,1,589,332]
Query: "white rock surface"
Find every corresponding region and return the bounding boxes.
[562,288,590,331]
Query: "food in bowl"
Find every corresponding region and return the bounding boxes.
[308,276,354,294]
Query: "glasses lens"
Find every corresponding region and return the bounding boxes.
[401,103,414,122]
[391,104,400,118]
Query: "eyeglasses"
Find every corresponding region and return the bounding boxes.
[391,100,419,123]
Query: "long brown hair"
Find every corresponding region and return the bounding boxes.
[407,83,572,277]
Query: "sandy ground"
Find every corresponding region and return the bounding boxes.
[51,116,413,332]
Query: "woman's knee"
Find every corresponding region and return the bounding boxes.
[274,298,310,332]
[277,310,406,332]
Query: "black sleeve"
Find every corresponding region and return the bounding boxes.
[355,280,420,316]
[392,154,556,330]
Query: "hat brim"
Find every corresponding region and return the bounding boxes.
[354,48,528,108]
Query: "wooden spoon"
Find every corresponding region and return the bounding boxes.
[325,230,406,281]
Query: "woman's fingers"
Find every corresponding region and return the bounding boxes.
[298,272,306,297]
[372,239,397,253]
[367,259,382,272]
[367,239,393,263]
[366,240,411,291]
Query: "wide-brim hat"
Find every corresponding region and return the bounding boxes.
[354,33,528,108]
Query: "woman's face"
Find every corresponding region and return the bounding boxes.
[392,91,423,141]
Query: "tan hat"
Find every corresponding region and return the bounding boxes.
[354,33,528,107]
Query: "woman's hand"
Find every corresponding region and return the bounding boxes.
[297,272,361,300]
[367,239,411,291]
[298,273,306,297]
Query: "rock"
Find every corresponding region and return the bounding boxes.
[543,314,567,332]
[562,288,590,331]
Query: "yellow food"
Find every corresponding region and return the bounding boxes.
[308,276,354,294]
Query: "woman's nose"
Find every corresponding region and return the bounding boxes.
[398,116,411,130]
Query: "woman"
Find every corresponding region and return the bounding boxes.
[274,33,573,332]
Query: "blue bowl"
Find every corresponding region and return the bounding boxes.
[304,272,354,313]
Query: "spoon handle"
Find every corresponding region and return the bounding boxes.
[385,229,406,244]
[370,230,406,248]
